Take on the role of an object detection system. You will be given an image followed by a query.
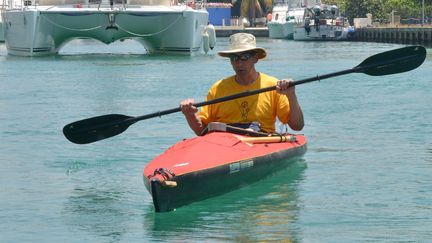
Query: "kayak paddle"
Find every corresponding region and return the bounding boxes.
[63,45,426,144]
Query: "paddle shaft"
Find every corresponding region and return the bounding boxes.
[128,54,412,123]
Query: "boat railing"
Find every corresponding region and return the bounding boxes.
[38,0,172,7]
[2,0,25,10]
[295,16,349,28]
[2,0,205,9]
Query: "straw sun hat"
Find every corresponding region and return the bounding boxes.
[218,33,267,59]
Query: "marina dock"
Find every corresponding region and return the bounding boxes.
[215,26,269,37]
[355,27,432,45]
[215,26,432,45]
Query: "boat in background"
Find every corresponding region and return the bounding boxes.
[0,14,4,42]
[1,0,216,56]
[268,0,321,39]
[0,1,6,42]
[293,3,354,41]
[267,4,289,39]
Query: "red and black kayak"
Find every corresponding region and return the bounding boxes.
[143,127,307,212]
[60,46,425,212]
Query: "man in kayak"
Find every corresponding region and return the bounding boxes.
[180,33,304,135]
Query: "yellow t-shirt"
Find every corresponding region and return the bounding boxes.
[199,73,290,133]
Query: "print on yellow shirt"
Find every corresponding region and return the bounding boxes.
[199,73,291,133]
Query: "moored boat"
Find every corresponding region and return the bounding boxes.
[0,18,4,42]
[1,0,215,56]
[267,4,290,39]
[0,2,5,42]
[143,126,307,212]
[268,0,317,39]
[293,3,354,41]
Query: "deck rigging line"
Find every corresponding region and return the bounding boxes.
[115,13,182,37]
[39,13,103,31]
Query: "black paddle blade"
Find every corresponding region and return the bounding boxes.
[63,114,135,144]
[356,46,426,76]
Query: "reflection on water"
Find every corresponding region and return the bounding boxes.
[144,160,307,242]
[63,186,128,240]
[427,147,432,163]
[62,161,152,242]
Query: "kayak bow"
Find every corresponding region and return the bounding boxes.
[143,131,307,212]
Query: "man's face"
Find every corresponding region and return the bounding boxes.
[229,52,258,76]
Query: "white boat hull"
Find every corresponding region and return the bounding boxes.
[2,6,210,56]
[0,22,4,42]
[267,7,307,40]
[293,24,349,41]
[0,12,4,42]
[268,22,294,39]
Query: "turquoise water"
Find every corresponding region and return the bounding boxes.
[1,39,431,242]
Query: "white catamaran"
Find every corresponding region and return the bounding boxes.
[1,0,216,56]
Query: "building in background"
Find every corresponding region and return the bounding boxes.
[206,0,272,27]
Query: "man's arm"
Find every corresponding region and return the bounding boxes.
[276,80,304,131]
[180,99,206,136]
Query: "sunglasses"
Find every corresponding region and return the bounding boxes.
[229,52,256,62]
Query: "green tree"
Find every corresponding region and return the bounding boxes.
[322,0,432,24]
[323,0,384,24]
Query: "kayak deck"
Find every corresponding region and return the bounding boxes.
[143,132,307,212]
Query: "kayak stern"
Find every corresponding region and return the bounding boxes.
[143,132,307,212]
